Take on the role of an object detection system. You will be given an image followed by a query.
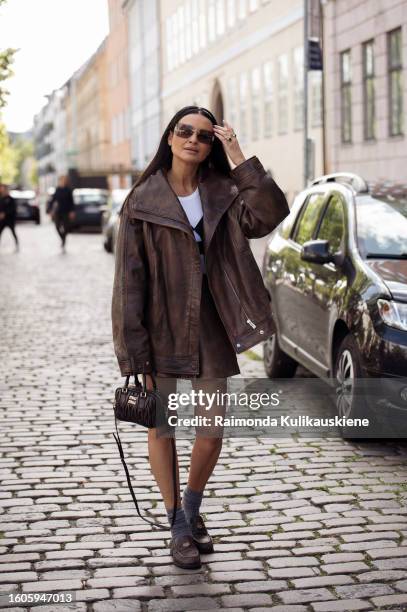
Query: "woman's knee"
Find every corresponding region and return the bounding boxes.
[194,434,223,453]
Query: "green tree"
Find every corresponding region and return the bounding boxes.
[0,0,18,110]
[13,137,34,183]
[0,120,17,183]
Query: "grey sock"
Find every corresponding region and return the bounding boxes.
[182,485,203,524]
[166,506,192,539]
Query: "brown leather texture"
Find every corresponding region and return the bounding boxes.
[111,155,290,377]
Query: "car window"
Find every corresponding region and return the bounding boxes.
[292,193,326,245]
[356,196,407,258]
[74,193,108,205]
[316,193,345,254]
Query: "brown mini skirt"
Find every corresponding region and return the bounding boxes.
[155,273,240,380]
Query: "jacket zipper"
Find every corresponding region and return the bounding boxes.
[223,266,257,330]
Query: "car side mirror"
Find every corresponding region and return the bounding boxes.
[301,239,334,264]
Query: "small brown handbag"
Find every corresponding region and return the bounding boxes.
[112,374,177,529]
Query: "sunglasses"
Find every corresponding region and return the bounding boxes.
[174,122,214,145]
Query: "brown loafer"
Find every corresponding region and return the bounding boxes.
[170,534,201,569]
[190,514,214,554]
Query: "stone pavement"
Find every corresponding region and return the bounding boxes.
[0,221,407,612]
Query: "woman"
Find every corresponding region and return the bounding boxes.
[112,105,289,569]
[47,175,75,251]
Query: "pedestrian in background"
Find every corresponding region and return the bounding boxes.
[47,175,75,252]
[0,183,19,251]
[112,105,289,570]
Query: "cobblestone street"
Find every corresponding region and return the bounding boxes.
[1,221,407,612]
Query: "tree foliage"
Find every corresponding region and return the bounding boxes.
[0,120,17,183]
[0,0,18,109]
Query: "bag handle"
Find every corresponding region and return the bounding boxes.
[124,373,157,391]
[112,409,177,531]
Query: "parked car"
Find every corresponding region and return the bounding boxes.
[11,189,40,224]
[71,188,109,231]
[262,172,407,423]
[101,188,130,253]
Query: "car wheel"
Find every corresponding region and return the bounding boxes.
[263,332,298,378]
[333,334,369,440]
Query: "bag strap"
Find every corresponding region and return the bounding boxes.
[124,374,158,391]
[112,413,177,530]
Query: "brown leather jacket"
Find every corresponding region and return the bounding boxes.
[112,155,290,377]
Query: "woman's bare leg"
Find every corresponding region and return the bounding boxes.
[147,376,181,510]
[187,378,227,492]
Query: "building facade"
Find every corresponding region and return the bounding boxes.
[159,0,324,204]
[76,39,110,174]
[322,0,406,181]
[125,0,162,172]
[33,89,67,195]
[106,0,132,188]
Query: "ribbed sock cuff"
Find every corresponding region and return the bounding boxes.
[182,485,203,524]
[166,506,192,538]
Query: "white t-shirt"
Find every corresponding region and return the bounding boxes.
[178,187,206,274]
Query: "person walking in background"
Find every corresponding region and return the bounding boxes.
[46,175,75,252]
[112,105,289,570]
[0,183,19,251]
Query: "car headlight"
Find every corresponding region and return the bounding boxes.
[377,299,407,332]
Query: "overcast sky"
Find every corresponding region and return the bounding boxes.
[1,0,109,133]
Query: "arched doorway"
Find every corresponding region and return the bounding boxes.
[211,80,224,124]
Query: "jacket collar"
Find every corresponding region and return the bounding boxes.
[128,165,239,254]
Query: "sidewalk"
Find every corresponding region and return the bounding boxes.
[1,223,407,611]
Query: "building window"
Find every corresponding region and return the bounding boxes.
[185,0,192,59]
[293,46,304,131]
[192,0,199,54]
[172,13,179,68]
[208,0,216,42]
[387,27,403,136]
[362,39,375,140]
[177,5,185,64]
[216,0,225,36]
[340,49,352,143]
[249,0,259,11]
[310,71,322,127]
[166,17,173,71]
[251,67,261,141]
[227,0,236,28]
[199,0,207,48]
[240,72,248,144]
[277,54,288,134]
[238,0,247,20]
[263,61,273,137]
[228,76,238,131]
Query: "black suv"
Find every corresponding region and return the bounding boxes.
[262,172,407,421]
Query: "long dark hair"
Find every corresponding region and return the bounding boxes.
[137,106,231,186]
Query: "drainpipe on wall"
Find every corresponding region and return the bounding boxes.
[304,0,309,188]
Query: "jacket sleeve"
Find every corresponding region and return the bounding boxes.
[67,188,75,211]
[230,156,290,239]
[111,206,153,376]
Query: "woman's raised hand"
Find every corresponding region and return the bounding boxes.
[213,119,246,167]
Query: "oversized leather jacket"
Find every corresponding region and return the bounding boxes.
[112,156,290,377]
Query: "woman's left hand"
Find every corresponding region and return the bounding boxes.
[213,119,246,167]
